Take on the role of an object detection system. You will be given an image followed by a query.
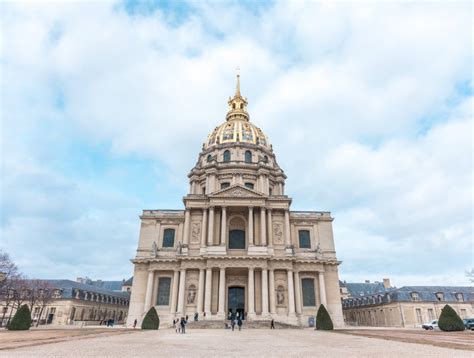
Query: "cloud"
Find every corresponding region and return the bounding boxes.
[1,1,472,284]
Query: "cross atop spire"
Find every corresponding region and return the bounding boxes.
[235,67,241,97]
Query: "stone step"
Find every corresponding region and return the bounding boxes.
[186,320,301,329]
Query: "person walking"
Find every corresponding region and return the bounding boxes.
[133,319,137,329]
[270,319,275,329]
[231,319,235,331]
[237,318,242,331]
[180,317,186,334]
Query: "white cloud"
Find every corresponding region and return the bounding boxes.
[1,1,472,284]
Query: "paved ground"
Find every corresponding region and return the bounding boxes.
[0,328,472,357]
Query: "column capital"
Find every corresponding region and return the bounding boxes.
[248,206,254,210]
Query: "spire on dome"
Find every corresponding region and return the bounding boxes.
[227,69,249,121]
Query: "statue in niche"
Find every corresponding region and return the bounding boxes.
[276,286,285,305]
[187,286,196,304]
[151,241,158,258]
[191,223,200,243]
[315,243,321,257]
[176,241,183,255]
[273,223,283,243]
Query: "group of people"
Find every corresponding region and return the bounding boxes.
[229,317,243,331]
[173,316,188,334]
[99,319,115,327]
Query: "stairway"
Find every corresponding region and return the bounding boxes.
[186,319,301,329]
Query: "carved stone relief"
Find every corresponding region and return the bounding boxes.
[273,222,283,244]
[191,222,201,243]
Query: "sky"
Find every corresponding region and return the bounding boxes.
[1,0,472,287]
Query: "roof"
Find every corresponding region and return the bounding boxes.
[123,277,133,286]
[344,282,389,297]
[387,286,473,303]
[89,280,123,291]
[41,280,130,299]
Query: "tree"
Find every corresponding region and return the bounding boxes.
[315,304,334,330]
[8,304,31,330]
[141,307,160,330]
[0,250,23,327]
[438,304,465,331]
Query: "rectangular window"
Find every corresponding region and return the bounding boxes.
[416,308,423,324]
[162,229,175,248]
[156,277,171,306]
[428,308,435,320]
[221,182,230,189]
[244,182,254,189]
[301,278,316,306]
[298,230,311,248]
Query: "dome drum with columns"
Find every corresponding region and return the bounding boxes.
[127,75,344,328]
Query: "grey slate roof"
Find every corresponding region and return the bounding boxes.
[122,277,133,286]
[344,282,389,297]
[387,286,473,303]
[89,280,123,292]
[42,280,130,299]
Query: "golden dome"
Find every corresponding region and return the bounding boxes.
[204,74,271,150]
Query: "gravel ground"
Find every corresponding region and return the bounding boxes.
[1,328,471,358]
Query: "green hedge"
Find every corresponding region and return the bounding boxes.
[316,304,333,330]
[438,304,464,331]
[141,307,160,330]
[8,304,32,330]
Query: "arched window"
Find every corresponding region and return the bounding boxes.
[207,154,212,162]
[223,150,231,162]
[298,230,311,248]
[163,229,175,248]
[263,155,268,163]
[245,150,252,163]
[221,182,230,189]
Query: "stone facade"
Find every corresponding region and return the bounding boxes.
[127,75,344,327]
[341,281,473,327]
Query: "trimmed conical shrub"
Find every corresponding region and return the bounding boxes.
[141,307,160,330]
[8,304,31,330]
[316,304,334,330]
[438,304,464,331]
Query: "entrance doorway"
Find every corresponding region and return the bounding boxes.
[227,286,245,320]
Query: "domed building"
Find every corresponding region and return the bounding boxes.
[127,75,344,327]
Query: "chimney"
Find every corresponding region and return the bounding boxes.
[383,278,391,289]
[365,280,370,283]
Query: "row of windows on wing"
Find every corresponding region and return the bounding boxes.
[159,227,312,250]
[154,275,320,308]
[343,291,465,307]
[207,150,268,164]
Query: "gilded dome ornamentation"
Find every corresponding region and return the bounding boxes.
[204,74,271,150]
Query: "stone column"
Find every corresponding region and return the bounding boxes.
[197,269,205,314]
[260,207,266,246]
[183,209,191,245]
[208,207,215,246]
[294,271,302,314]
[248,268,255,317]
[201,208,208,247]
[218,268,226,316]
[204,268,212,316]
[248,207,254,246]
[318,271,327,306]
[144,270,154,312]
[267,209,273,246]
[287,270,296,314]
[220,207,227,247]
[177,269,186,314]
[261,269,269,315]
[269,269,276,314]
[284,210,291,247]
[170,270,179,314]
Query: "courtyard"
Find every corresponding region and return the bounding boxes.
[0,327,472,357]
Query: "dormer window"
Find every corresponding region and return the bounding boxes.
[244,182,254,189]
[221,182,230,189]
[435,292,444,301]
[455,293,464,302]
[410,292,420,301]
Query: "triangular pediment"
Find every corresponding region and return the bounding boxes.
[210,184,265,198]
